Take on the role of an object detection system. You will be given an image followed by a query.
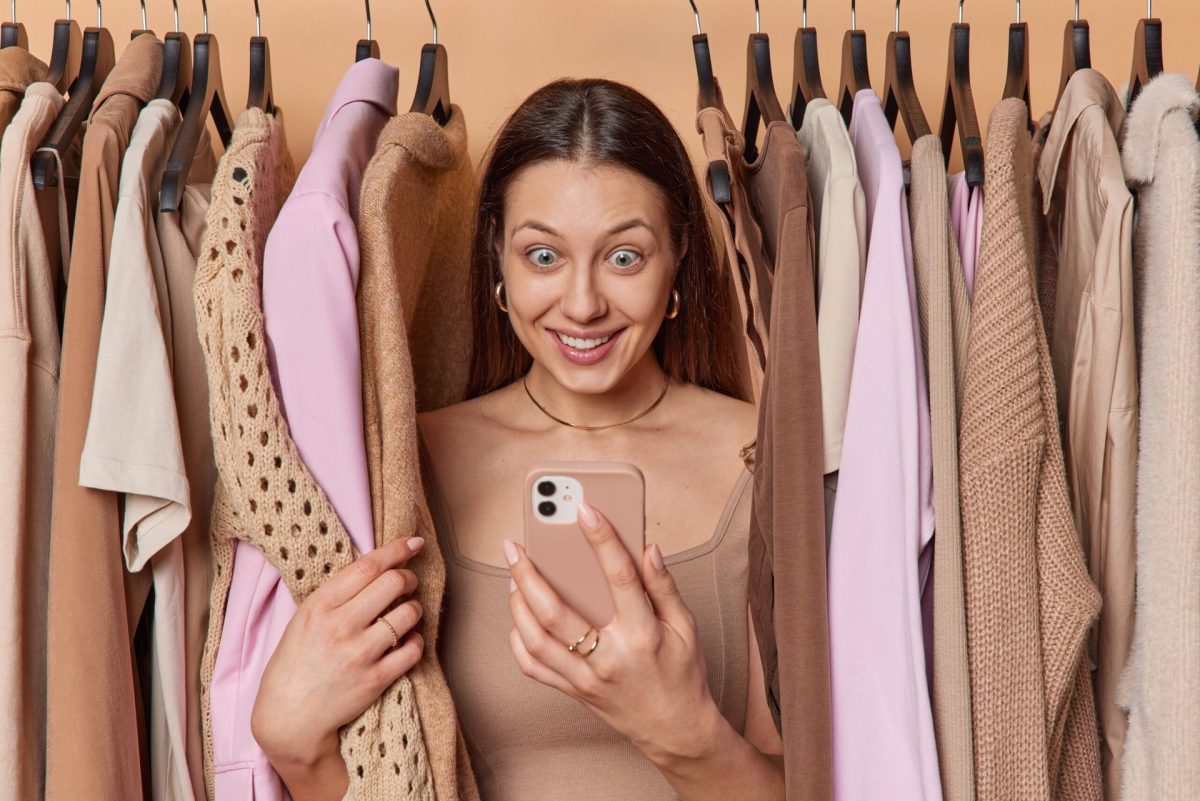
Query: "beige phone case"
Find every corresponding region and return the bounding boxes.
[523,461,645,628]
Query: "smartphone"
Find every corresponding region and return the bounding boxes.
[523,461,646,629]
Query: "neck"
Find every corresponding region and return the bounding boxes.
[523,354,668,430]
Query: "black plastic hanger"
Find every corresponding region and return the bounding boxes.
[33,0,116,191]
[1056,0,1091,107]
[160,0,233,213]
[837,0,872,126]
[157,0,191,106]
[356,0,380,62]
[939,0,984,187]
[882,0,931,143]
[246,0,273,112]
[688,1,731,205]
[790,0,825,131]
[130,0,152,39]
[1003,0,1031,126]
[742,1,787,163]
[46,4,83,94]
[410,0,450,124]
[1,2,28,49]
[1126,2,1163,110]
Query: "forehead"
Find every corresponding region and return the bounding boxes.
[504,159,668,233]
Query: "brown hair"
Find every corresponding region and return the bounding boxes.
[466,78,746,401]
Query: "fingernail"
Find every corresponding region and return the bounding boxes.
[502,538,519,566]
[509,578,518,593]
[408,537,425,552]
[650,543,665,573]
[577,501,600,530]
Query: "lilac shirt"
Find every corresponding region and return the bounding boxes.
[949,172,983,301]
[826,90,942,801]
[209,59,398,800]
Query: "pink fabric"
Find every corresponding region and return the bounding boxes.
[948,172,983,301]
[827,90,941,801]
[209,58,398,799]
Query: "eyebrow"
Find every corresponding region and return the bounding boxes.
[511,218,656,238]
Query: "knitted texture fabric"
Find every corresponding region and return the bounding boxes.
[1118,72,1200,801]
[194,108,433,801]
[907,135,975,801]
[357,108,478,801]
[959,99,1103,801]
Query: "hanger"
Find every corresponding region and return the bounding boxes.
[790,0,825,131]
[1126,1,1162,109]
[32,0,116,191]
[46,2,83,93]
[939,0,984,187]
[688,0,731,204]
[882,0,930,142]
[410,0,450,123]
[160,0,233,213]
[1057,0,1091,106]
[157,0,191,105]
[742,0,787,163]
[837,0,872,125]
[1,1,28,49]
[131,0,152,38]
[356,0,379,61]
[246,0,273,112]
[1003,0,1031,125]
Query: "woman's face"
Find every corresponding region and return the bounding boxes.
[500,159,680,395]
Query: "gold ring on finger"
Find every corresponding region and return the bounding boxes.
[376,616,400,650]
[567,626,600,658]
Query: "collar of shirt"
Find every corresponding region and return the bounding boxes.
[1121,72,1200,186]
[88,34,163,122]
[1037,68,1125,213]
[0,46,47,94]
[313,56,399,140]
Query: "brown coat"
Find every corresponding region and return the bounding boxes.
[960,97,1103,801]
[356,107,479,801]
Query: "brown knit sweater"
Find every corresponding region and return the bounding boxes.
[195,108,434,800]
[959,98,1103,801]
[356,108,479,801]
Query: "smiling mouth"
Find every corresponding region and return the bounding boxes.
[554,331,615,351]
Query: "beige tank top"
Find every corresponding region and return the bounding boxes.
[421,450,752,801]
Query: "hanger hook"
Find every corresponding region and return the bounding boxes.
[1147,0,1152,18]
[201,0,207,33]
[364,0,371,40]
[96,0,101,28]
[958,0,965,24]
[1016,0,1020,23]
[172,0,179,31]
[10,1,15,24]
[850,0,856,32]
[687,0,702,35]
[65,0,71,22]
[423,0,437,45]
[139,0,146,29]
[253,0,261,37]
[1074,0,1080,21]
[802,0,807,28]
[753,0,761,34]
[894,0,900,33]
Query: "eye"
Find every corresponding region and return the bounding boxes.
[608,249,642,270]
[526,247,560,268]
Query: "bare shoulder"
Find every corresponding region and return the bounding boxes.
[671,383,756,441]
[417,385,525,470]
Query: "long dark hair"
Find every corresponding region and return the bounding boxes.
[466,78,745,401]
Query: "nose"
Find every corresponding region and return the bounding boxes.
[559,262,606,323]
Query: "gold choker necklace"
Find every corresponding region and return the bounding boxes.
[522,376,669,431]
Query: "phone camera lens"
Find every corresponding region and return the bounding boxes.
[536,480,556,497]
[537,500,557,517]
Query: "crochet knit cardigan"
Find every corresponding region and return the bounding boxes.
[959,98,1103,801]
[195,108,434,800]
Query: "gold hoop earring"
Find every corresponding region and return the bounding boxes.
[664,288,681,320]
[493,280,509,313]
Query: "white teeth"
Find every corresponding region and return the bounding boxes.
[556,331,612,350]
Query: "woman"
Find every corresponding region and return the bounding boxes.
[253,79,785,800]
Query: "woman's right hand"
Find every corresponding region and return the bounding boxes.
[252,536,428,780]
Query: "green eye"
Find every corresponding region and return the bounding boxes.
[528,247,558,267]
[610,249,641,269]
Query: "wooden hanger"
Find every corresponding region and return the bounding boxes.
[46,6,83,93]
[688,1,731,204]
[882,0,931,143]
[837,0,872,125]
[790,0,825,131]
[160,0,233,213]
[741,1,787,163]
[939,0,984,187]
[1,2,28,49]
[157,0,191,106]
[1003,0,1030,126]
[1056,0,1091,107]
[410,0,450,124]
[33,1,116,191]
[130,0,152,39]
[356,0,380,61]
[1126,3,1163,110]
[246,0,273,112]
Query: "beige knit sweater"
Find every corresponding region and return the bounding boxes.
[195,108,434,800]
[356,108,478,801]
[959,98,1103,801]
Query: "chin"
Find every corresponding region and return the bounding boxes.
[541,358,628,396]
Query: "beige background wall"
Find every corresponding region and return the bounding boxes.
[15,0,1200,170]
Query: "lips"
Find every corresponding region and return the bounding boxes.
[548,327,624,366]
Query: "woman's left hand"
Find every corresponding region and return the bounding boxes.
[503,501,722,766]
